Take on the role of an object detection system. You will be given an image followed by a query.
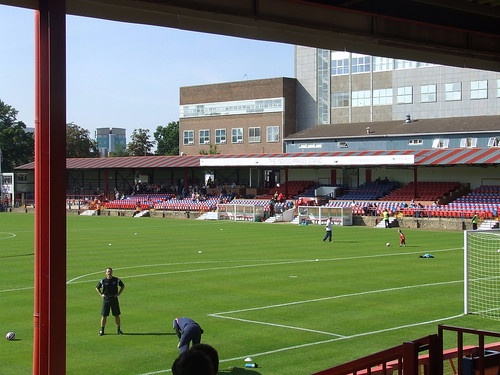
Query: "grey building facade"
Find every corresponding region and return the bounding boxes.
[295,46,500,132]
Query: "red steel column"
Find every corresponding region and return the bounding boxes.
[34,0,67,374]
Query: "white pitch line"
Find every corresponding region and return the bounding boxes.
[137,313,464,375]
[210,279,462,316]
[209,315,346,337]
[66,260,288,284]
[0,232,17,240]
[5,247,463,292]
[67,246,461,285]
[0,286,34,293]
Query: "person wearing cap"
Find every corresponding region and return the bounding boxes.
[173,317,204,353]
[322,216,333,243]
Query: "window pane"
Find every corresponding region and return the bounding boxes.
[421,85,436,103]
[331,92,349,107]
[471,80,487,99]
[397,87,412,104]
[267,126,279,142]
[445,83,461,101]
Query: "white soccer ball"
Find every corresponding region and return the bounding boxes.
[6,332,15,341]
[386,242,391,247]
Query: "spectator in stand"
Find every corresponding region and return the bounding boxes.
[133,203,142,217]
[273,191,279,201]
[416,203,424,218]
[278,192,285,203]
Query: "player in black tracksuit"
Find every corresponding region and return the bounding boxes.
[96,267,125,336]
[173,317,204,353]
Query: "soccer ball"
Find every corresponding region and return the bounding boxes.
[386,242,391,247]
[6,332,15,341]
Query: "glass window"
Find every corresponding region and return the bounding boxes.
[373,56,393,72]
[488,137,499,147]
[331,58,349,75]
[180,98,284,118]
[352,54,371,73]
[267,126,279,143]
[445,83,462,101]
[352,90,371,107]
[497,79,500,98]
[183,130,194,145]
[331,92,349,107]
[317,49,330,124]
[215,129,226,144]
[432,138,449,149]
[395,60,417,69]
[417,62,436,68]
[421,84,437,103]
[248,127,261,143]
[231,128,243,143]
[17,173,27,182]
[471,80,488,99]
[372,88,393,105]
[460,137,478,148]
[408,139,423,146]
[199,129,210,144]
[397,87,413,104]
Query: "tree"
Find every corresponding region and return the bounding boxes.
[199,143,220,155]
[154,121,179,156]
[0,100,35,172]
[127,128,155,156]
[108,144,129,157]
[66,122,100,158]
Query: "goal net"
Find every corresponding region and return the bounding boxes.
[464,229,500,320]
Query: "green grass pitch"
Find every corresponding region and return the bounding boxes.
[0,213,499,375]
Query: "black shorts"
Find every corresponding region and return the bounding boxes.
[101,297,121,316]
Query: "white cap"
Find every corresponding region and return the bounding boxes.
[244,357,253,362]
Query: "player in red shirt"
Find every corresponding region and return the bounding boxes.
[398,229,406,247]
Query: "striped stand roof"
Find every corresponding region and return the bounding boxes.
[15,148,500,170]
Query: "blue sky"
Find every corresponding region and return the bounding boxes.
[0,4,294,141]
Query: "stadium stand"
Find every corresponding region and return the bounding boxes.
[401,185,500,219]
[336,181,399,201]
[381,181,460,202]
[257,180,315,199]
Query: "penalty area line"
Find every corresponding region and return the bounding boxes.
[136,313,465,375]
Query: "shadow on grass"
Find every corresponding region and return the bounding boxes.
[122,332,176,336]
[0,253,34,259]
[218,367,262,375]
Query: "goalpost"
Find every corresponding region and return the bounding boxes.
[464,229,500,320]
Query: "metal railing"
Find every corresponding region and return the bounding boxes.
[311,325,500,375]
